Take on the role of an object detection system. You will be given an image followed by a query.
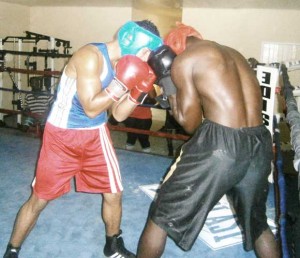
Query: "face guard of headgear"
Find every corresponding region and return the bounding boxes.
[164,22,203,55]
[118,21,163,56]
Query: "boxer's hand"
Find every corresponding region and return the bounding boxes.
[105,55,149,101]
[128,67,156,104]
[148,45,177,97]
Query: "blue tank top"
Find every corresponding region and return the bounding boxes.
[47,43,115,129]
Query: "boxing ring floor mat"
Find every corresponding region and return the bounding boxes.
[0,128,277,258]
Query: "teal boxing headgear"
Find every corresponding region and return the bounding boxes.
[118,21,163,56]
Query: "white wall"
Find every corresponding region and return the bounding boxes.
[183,8,300,60]
[1,2,300,118]
[132,3,181,37]
[30,6,132,51]
[0,2,30,38]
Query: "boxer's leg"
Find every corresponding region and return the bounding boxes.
[137,219,167,258]
[4,193,48,258]
[102,192,135,258]
[254,228,280,258]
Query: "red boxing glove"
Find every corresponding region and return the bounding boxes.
[129,66,156,104]
[105,55,149,101]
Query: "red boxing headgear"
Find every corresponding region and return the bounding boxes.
[164,22,203,55]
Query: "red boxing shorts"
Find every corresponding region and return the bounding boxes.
[32,122,123,200]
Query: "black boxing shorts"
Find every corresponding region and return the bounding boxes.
[149,119,273,251]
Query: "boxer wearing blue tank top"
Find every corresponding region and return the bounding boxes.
[4,20,162,258]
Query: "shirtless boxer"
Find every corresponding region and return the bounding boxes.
[137,22,280,258]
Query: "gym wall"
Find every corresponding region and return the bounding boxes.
[0,2,29,38]
[1,1,300,114]
[2,2,300,62]
[183,8,300,59]
[29,6,132,51]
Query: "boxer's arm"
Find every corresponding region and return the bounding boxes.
[75,45,114,118]
[110,94,137,122]
[75,46,150,119]
[170,58,203,134]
